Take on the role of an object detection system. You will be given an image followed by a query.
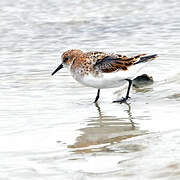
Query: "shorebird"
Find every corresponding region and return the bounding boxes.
[52,49,157,103]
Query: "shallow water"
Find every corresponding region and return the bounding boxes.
[0,0,180,179]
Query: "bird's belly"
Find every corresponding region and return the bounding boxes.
[82,78,126,89]
[73,73,128,89]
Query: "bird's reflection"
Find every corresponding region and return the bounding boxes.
[68,102,147,153]
[124,103,135,128]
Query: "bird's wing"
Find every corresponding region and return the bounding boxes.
[94,54,146,73]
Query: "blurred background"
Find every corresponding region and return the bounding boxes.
[0,0,180,179]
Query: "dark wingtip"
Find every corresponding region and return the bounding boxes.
[149,54,158,59]
[152,54,158,57]
[134,54,158,65]
[144,54,158,58]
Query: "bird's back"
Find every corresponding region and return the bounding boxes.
[70,50,157,89]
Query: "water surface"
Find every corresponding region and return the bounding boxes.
[0,0,180,179]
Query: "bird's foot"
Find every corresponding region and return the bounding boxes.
[113,96,131,104]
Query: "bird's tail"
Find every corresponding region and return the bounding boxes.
[134,54,158,65]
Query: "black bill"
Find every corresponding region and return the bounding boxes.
[51,64,63,75]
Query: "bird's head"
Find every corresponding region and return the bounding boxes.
[51,49,83,75]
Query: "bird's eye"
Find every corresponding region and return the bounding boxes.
[64,57,69,62]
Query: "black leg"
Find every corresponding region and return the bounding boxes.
[94,89,100,103]
[113,79,132,104]
[125,79,132,100]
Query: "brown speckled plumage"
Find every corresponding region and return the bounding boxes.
[52,49,158,102]
[61,49,149,76]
